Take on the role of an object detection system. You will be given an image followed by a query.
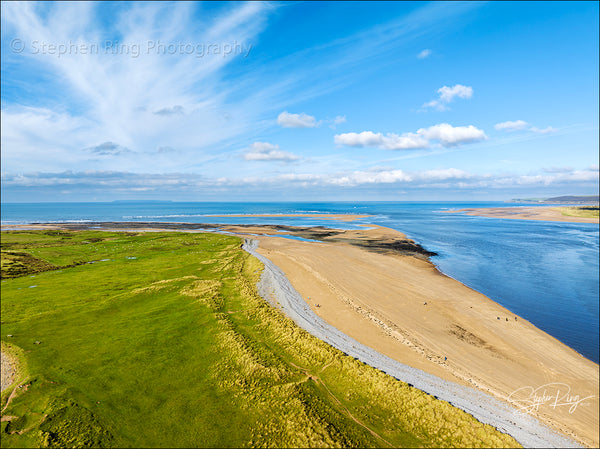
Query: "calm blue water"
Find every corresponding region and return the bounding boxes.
[2,201,599,363]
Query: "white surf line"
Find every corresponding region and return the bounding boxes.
[242,238,580,449]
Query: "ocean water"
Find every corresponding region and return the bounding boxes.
[2,201,599,363]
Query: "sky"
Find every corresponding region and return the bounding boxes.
[1,1,598,202]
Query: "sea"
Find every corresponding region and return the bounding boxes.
[2,201,599,364]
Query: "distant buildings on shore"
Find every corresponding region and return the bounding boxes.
[507,195,599,204]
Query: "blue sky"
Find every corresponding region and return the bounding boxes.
[1,1,598,202]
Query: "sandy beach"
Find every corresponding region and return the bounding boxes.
[237,225,599,447]
[3,221,598,446]
[452,206,599,223]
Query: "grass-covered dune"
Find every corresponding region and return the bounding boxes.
[557,206,600,219]
[1,230,518,448]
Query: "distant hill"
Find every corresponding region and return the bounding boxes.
[545,195,599,203]
[509,195,599,204]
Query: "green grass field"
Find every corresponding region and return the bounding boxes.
[1,230,519,448]
[557,206,600,219]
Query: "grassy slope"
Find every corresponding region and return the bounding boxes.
[556,206,600,219]
[1,230,519,448]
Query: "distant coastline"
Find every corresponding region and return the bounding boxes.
[507,195,599,205]
[3,220,597,447]
[2,201,598,365]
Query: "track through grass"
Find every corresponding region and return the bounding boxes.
[1,230,519,448]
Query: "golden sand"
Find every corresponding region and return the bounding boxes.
[4,221,598,445]
[452,206,599,223]
[233,225,599,447]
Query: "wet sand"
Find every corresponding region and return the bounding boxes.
[3,221,598,446]
[451,206,599,223]
[241,226,599,448]
[243,238,578,447]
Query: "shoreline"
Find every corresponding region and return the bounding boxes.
[450,206,599,223]
[242,238,579,448]
[239,226,598,448]
[2,221,598,446]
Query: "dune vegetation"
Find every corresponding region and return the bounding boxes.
[556,206,600,219]
[1,230,519,448]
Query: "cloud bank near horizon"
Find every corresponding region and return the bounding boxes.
[1,2,597,201]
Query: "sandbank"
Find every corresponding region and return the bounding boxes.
[451,206,599,223]
[242,226,598,447]
[3,221,598,446]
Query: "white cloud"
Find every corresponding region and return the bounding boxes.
[1,2,270,173]
[277,111,318,128]
[3,166,597,200]
[334,131,428,150]
[417,123,486,147]
[334,131,385,147]
[88,141,132,156]
[422,100,448,111]
[328,169,413,186]
[422,84,473,111]
[243,141,300,161]
[530,126,556,134]
[495,121,556,134]
[1,1,488,184]
[438,84,473,102]
[0,171,210,189]
[327,115,348,129]
[153,105,185,116]
[335,123,486,150]
[0,106,97,171]
[418,168,472,180]
[494,120,530,131]
[417,49,432,59]
[381,133,430,150]
[543,167,574,174]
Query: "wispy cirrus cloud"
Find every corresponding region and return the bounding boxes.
[276,111,318,128]
[494,120,530,132]
[276,111,347,129]
[1,1,272,173]
[330,115,347,127]
[495,120,556,134]
[153,105,185,116]
[417,48,432,59]
[1,1,487,181]
[529,126,556,134]
[243,142,300,162]
[88,141,133,156]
